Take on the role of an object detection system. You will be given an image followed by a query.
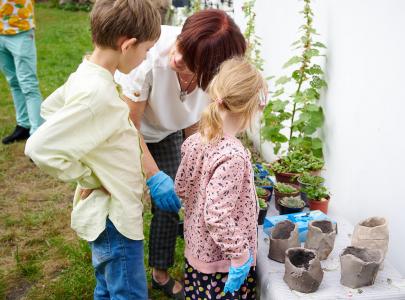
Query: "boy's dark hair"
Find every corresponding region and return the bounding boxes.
[90,0,161,49]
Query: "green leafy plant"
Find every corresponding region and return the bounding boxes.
[259,198,268,209]
[298,173,324,186]
[302,185,329,201]
[261,0,327,157]
[272,149,324,174]
[242,0,264,71]
[274,182,298,194]
[256,187,268,198]
[279,196,305,208]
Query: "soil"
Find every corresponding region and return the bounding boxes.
[272,221,295,239]
[288,249,316,270]
[312,220,334,233]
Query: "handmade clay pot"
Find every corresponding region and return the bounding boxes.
[340,246,383,288]
[351,217,389,261]
[283,247,324,293]
[268,220,300,263]
[305,220,337,260]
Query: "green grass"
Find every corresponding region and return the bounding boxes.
[0,4,184,299]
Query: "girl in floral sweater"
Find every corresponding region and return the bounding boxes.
[175,57,267,299]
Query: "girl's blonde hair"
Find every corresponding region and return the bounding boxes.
[199,57,266,142]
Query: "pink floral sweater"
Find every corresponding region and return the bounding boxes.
[175,133,258,274]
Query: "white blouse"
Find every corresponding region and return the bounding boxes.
[115,25,211,143]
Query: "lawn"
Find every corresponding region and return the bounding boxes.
[0,4,184,299]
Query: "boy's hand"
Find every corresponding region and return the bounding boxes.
[80,186,110,199]
[146,171,181,213]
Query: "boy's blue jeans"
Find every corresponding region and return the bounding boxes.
[90,218,148,300]
[0,30,43,134]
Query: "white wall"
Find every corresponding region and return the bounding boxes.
[234,0,405,275]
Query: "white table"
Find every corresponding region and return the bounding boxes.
[257,201,405,300]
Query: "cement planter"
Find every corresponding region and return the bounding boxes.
[284,247,324,293]
[268,220,300,263]
[305,220,336,260]
[340,246,383,288]
[351,217,389,262]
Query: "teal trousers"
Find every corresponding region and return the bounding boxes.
[0,29,43,134]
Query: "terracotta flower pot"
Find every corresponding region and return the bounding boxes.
[268,220,300,263]
[305,220,336,260]
[340,246,383,288]
[275,171,300,185]
[283,247,324,293]
[308,196,330,214]
[351,217,389,262]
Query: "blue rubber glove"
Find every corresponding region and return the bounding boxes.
[146,171,181,213]
[224,253,254,294]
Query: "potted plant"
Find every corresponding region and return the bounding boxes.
[253,163,274,194]
[274,182,299,210]
[271,150,324,184]
[278,196,305,215]
[256,186,271,202]
[303,185,330,214]
[297,172,324,203]
[258,198,268,225]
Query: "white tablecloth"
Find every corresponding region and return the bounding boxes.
[257,202,405,300]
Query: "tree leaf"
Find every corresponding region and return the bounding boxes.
[306,64,323,75]
[283,56,302,69]
[310,76,327,89]
[313,41,327,48]
[272,88,284,97]
[272,100,288,112]
[312,138,323,149]
[275,76,291,86]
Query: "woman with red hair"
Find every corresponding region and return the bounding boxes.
[115,9,246,299]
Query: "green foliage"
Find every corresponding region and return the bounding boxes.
[279,196,305,208]
[274,182,298,194]
[59,2,92,12]
[272,150,324,174]
[258,198,268,209]
[261,0,327,157]
[298,173,324,186]
[256,187,268,197]
[302,185,329,201]
[243,0,264,71]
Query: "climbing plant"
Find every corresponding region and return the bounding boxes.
[261,0,327,157]
[242,0,264,71]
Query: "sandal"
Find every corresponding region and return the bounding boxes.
[152,276,184,300]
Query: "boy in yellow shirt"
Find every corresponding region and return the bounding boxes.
[25,0,180,298]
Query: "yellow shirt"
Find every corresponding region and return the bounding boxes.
[25,59,145,241]
[0,0,35,35]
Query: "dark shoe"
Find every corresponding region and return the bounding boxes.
[152,276,184,300]
[2,125,30,145]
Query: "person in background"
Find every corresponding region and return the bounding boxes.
[115,9,246,299]
[0,0,43,144]
[175,57,267,299]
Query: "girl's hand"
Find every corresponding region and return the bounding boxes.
[80,186,110,199]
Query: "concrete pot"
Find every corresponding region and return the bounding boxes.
[283,247,324,293]
[351,216,389,262]
[305,220,337,260]
[268,220,300,263]
[340,246,383,288]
